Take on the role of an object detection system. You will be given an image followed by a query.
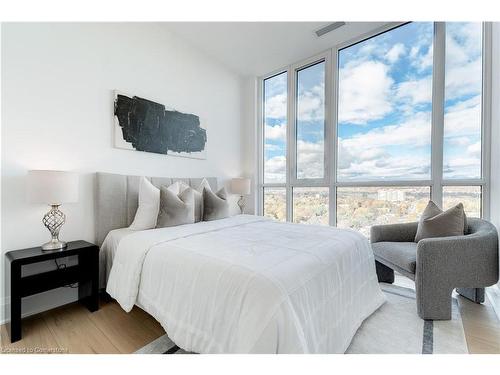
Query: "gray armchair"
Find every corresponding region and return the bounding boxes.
[371,218,499,320]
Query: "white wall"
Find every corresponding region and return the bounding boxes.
[1,23,243,322]
[490,22,500,288]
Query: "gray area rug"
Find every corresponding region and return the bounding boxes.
[135,283,468,354]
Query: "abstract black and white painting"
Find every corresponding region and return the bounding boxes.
[113,91,207,159]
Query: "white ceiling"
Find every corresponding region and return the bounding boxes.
[165,22,389,76]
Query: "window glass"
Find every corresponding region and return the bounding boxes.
[263,187,287,221]
[264,72,287,183]
[443,22,482,179]
[296,61,325,179]
[337,23,434,181]
[443,186,481,218]
[292,187,329,225]
[336,186,431,237]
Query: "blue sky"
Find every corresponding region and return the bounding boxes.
[264,22,482,183]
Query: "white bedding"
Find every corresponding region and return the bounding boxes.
[103,215,385,353]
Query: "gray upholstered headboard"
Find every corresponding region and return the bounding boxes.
[95,172,218,246]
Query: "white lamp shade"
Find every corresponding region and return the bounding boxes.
[231,178,251,195]
[27,170,79,204]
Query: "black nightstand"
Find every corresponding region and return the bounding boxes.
[4,240,99,343]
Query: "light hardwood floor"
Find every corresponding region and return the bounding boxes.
[0,296,165,354]
[1,288,500,354]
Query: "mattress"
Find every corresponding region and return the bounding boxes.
[101,215,385,353]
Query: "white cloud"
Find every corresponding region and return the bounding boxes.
[410,46,419,59]
[342,111,431,151]
[297,84,324,122]
[445,22,482,99]
[359,148,389,161]
[264,123,286,140]
[414,45,433,72]
[444,95,481,138]
[338,153,431,181]
[296,140,324,179]
[264,155,286,182]
[467,141,481,158]
[449,136,472,147]
[338,60,394,124]
[408,28,433,72]
[395,75,432,106]
[385,43,406,63]
[444,155,481,179]
[445,58,482,99]
[264,93,287,119]
[264,143,281,152]
[338,112,432,180]
[358,42,378,56]
[442,95,481,179]
[446,23,482,66]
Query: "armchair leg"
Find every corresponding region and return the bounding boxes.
[375,261,394,284]
[456,287,485,303]
[416,282,453,320]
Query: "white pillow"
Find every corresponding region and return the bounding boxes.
[197,178,212,193]
[129,177,160,230]
[170,180,190,195]
[129,178,187,230]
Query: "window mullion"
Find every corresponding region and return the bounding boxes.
[286,65,295,222]
[431,22,446,207]
[257,78,264,216]
[481,22,492,220]
[330,48,338,227]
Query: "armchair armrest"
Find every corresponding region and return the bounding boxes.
[370,222,418,243]
[415,233,499,319]
[416,233,499,288]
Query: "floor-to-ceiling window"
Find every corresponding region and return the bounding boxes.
[258,22,490,235]
[336,22,434,236]
[442,22,484,217]
[263,71,288,221]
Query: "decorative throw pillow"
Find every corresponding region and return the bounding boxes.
[414,200,467,242]
[156,186,195,228]
[129,177,160,230]
[193,178,212,222]
[172,179,210,222]
[167,181,183,195]
[203,187,229,221]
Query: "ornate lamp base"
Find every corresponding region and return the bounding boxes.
[237,195,245,214]
[42,239,67,251]
[41,204,67,252]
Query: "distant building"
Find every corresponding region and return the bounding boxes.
[378,189,406,202]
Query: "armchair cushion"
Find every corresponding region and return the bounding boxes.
[372,241,417,275]
[415,201,466,242]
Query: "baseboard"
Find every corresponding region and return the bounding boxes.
[0,287,78,325]
[486,284,500,322]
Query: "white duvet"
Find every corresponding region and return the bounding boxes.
[104,215,384,353]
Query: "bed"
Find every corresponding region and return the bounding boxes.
[96,172,385,353]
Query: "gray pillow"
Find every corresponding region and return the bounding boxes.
[156,186,195,228]
[203,187,229,221]
[192,188,203,223]
[176,180,204,222]
[414,201,466,242]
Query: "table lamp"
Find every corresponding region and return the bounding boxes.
[27,170,78,251]
[231,178,251,214]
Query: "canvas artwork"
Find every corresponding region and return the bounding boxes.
[113,91,207,159]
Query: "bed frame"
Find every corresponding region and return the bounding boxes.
[94,172,218,246]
